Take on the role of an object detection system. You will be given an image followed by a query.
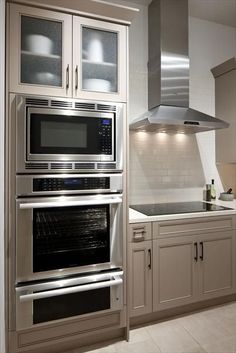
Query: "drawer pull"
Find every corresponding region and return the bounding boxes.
[133,229,146,241]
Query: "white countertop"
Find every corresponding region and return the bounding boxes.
[129,200,236,223]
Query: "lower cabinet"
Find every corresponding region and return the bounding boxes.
[153,235,198,311]
[198,232,235,299]
[129,219,236,317]
[153,230,235,311]
[129,241,152,317]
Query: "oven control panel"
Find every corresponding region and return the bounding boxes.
[33,177,110,192]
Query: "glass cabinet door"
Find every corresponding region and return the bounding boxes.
[21,16,62,87]
[73,17,127,102]
[9,4,72,97]
[82,27,118,93]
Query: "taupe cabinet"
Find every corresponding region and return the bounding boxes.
[9,3,127,102]
[211,57,236,163]
[129,223,152,317]
[153,235,197,311]
[129,216,236,317]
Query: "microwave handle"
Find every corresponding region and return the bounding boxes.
[19,196,123,209]
[19,277,123,302]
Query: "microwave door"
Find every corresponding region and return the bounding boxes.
[27,108,114,162]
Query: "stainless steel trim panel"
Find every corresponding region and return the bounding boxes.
[16,173,123,196]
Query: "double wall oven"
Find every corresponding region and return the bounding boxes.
[14,95,125,330]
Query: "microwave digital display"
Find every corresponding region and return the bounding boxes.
[102,119,110,125]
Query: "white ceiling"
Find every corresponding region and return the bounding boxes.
[120,0,236,28]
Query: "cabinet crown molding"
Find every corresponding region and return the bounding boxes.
[8,0,139,25]
[211,57,236,78]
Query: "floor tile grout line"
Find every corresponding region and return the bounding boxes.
[176,317,234,353]
[145,320,206,353]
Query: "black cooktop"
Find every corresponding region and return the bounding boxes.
[130,201,233,216]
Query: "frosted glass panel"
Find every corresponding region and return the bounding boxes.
[82,27,118,93]
[21,16,62,86]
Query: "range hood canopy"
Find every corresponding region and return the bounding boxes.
[130,0,229,133]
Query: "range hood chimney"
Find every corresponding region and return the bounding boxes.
[130,0,229,133]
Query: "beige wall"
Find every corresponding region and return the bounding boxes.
[0,0,5,351]
[217,164,236,195]
[189,17,236,196]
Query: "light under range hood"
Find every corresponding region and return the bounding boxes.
[130,0,229,134]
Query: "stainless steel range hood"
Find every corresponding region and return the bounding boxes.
[130,0,229,133]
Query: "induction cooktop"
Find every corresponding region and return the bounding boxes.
[130,201,233,216]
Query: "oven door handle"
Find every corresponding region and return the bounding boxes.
[19,196,123,209]
[18,276,123,302]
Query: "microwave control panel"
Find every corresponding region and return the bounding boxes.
[33,177,110,192]
[99,119,112,155]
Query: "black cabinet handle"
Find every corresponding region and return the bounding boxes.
[200,241,204,261]
[194,242,198,262]
[148,249,152,269]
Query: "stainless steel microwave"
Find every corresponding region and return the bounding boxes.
[14,95,124,173]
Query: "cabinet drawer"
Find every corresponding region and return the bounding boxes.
[153,216,235,238]
[129,223,152,242]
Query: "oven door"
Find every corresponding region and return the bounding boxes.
[27,108,114,162]
[15,270,123,330]
[16,194,123,282]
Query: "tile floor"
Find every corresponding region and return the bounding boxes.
[65,302,236,353]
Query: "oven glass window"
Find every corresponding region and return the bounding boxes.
[33,287,110,323]
[33,205,110,272]
[29,113,113,155]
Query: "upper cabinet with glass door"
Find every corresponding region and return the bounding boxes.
[9,4,127,102]
[73,17,127,102]
[9,4,72,97]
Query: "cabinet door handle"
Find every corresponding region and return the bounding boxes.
[66,65,69,89]
[194,242,198,262]
[75,65,78,90]
[148,249,152,269]
[200,242,204,261]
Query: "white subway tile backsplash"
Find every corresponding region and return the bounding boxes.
[129,131,205,204]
